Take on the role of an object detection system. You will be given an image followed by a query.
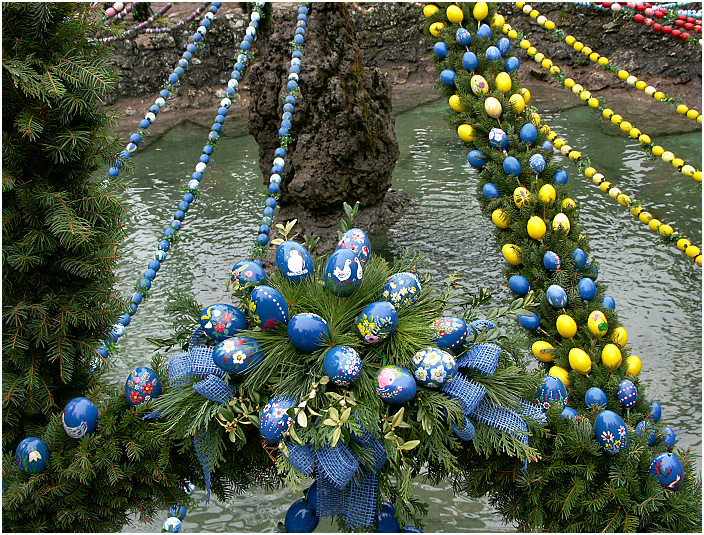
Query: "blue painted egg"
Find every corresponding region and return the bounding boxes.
[323,346,362,386]
[62,397,99,439]
[412,347,458,388]
[518,312,541,331]
[467,149,487,169]
[584,262,599,281]
[536,376,567,411]
[433,41,448,58]
[508,275,530,295]
[325,249,363,296]
[543,251,561,271]
[338,228,372,265]
[617,379,638,409]
[15,437,50,474]
[663,426,676,447]
[489,127,509,149]
[288,313,330,352]
[125,366,162,406]
[560,407,578,419]
[200,304,247,342]
[467,319,498,341]
[577,278,596,300]
[649,402,662,422]
[503,156,522,176]
[519,123,538,144]
[486,45,501,61]
[357,301,398,344]
[595,410,629,454]
[276,241,314,283]
[230,259,267,287]
[482,182,500,199]
[505,56,520,72]
[305,481,318,512]
[250,285,289,329]
[456,28,471,46]
[285,498,319,533]
[462,51,479,71]
[432,316,468,350]
[585,387,608,409]
[477,23,492,39]
[546,285,568,308]
[212,336,264,375]
[376,501,401,532]
[163,517,182,533]
[553,170,568,185]
[601,295,616,310]
[541,140,554,151]
[376,366,416,404]
[169,504,187,521]
[381,272,422,308]
[497,37,511,55]
[529,153,546,174]
[650,452,683,490]
[260,396,296,442]
[636,421,657,445]
[440,69,457,87]
[571,248,587,269]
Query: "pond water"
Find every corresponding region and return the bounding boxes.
[112,89,702,532]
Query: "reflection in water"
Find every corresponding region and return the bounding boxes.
[119,98,701,532]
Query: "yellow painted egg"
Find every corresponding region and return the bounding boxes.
[681,164,695,176]
[671,158,684,169]
[699,115,702,125]
[617,70,629,80]
[492,209,510,229]
[446,4,464,23]
[686,109,699,120]
[548,132,558,142]
[676,238,691,251]
[694,171,702,182]
[580,90,591,101]
[569,348,592,374]
[562,198,576,210]
[569,150,582,161]
[565,35,576,45]
[661,151,675,163]
[584,167,596,179]
[635,80,647,90]
[473,1,488,21]
[582,46,592,56]
[516,1,525,7]
[598,57,609,66]
[602,108,613,119]
[625,355,642,376]
[449,95,466,112]
[573,41,584,52]
[536,14,547,25]
[552,213,570,233]
[508,29,518,39]
[530,9,539,19]
[470,74,489,95]
[457,124,475,143]
[554,138,565,149]
[648,218,661,232]
[589,52,600,62]
[639,134,651,144]
[556,314,577,338]
[611,327,628,348]
[550,65,561,75]
[520,39,531,50]
[685,245,701,258]
[630,206,643,217]
[502,243,522,265]
[532,341,555,362]
[676,104,689,115]
[496,72,513,93]
[564,77,575,88]
[560,144,571,155]
[492,13,505,27]
[509,94,526,113]
[629,128,641,139]
[538,184,556,204]
[601,343,622,370]
[588,310,608,338]
[617,194,631,206]
[592,173,604,185]
[530,112,540,126]
[696,255,702,267]
[513,186,531,208]
[639,211,652,224]
[659,224,673,236]
[527,46,537,56]
[610,114,622,125]
[549,365,570,386]
[484,97,502,118]
[599,181,611,193]
[520,87,531,104]
[423,4,439,17]
[619,121,632,132]
[429,21,445,36]
[527,216,547,240]
[654,91,665,101]
[545,20,555,30]
[534,52,545,63]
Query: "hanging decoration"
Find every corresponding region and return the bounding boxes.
[95,2,173,43]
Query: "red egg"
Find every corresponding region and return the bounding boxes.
[672,29,681,37]
[687,16,695,23]
[675,19,685,27]
[635,14,644,22]
[696,26,702,33]
[645,18,653,26]
[636,4,646,11]
[663,25,672,34]
[645,7,653,15]
[654,10,664,19]
[678,14,687,21]
[645,2,651,7]
[653,22,662,31]
[603,1,612,7]
[685,22,694,31]
[682,32,691,40]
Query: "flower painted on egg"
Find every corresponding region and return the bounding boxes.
[214,322,226,332]
[601,430,614,443]
[378,367,398,388]
[264,318,276,329]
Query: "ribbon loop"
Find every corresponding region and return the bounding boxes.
[315,443,359,489]
[284,440,315,475]
[193,374,235,404]
[441,374,487,414]
[452,415,476,441]
[457,342,501,376]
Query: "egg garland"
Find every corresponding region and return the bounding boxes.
[412,348,458,388]
[125,367,163,406]
[15,437,50,475]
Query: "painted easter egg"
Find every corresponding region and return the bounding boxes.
[571,248,587,269]
[276,241,314,283]
[357,301,398,344]
[462,51,479,72]
[503,156,522,176]
[249,285,289,330]
[550,366,570,387]
[495,71,512,93]
[432,316,468,350]
[230,259,267,287]
[611,327,628,348]
[509,275,530,296]
[663,426,676,447]
[440,69,457,87]
[518,312,541,331]
[467,149,487,168]
[212,336,264,375]
[163,517,182,533]
[470,74,489,95]
[485,45,501,61]
[529,153,546,173]
[200,304,247,342]
[125,366,162,406]
[585,387,608,409]
[636,421,657,445]
[169,504,187,521]
[15,437,50,474]
[434,41,448,58]
[552,213,571,234]
[556,314,577,338]
[578,278,596,301]
[376,366,417,404]
[492,209,510,229]
[381,272,422,308]
[325,249,363,296]
[485,97,502,118]
[323,346,362,386]
[505,56,520,72]
[376,502,401,533]
[650,452,683,490]
[285,498,319,533]
[649,402,662,423]
[513,186,531,207]
[455,27,471,46]
[489,127,509,149]
[338,228,372,265]
[63,397,99,439]
[617,379,638,409]
[502,244,522,265]
[520,123,538,144]
[546,285,568,308]
[568,347,591,374]
[601,295,615,310]
[626,355,642,376]
[477,22,492,38]
[543,251,561,271]
[482,182,500,198]
[532,341,555,362]
[588,310,608,337]
[553,169,568,185]
[305,482,318,512]
[260,396,296,442]
[595,410,629,454]
[561,407,578,419]
[536,375,567,411]
[288,313,330,352]
[412,347,458,388]
[601,343,622,370]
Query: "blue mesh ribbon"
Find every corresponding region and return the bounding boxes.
[441,375,486,414]
[457,343,501,376]
[193,426,220,503]
[315,443,359,489]
[169,351,192,387]
[452,415,476,441]
[341,468,378,529]
[193,374,235,404]
[284,440,315,475]
[471,397,529,444]
[190,326,209,348]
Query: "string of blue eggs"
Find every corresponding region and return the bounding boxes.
[95,2,265,364]
[253,4,310,250]
[97,2,174,43]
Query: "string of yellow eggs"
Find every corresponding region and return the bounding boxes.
[500,20,704,185]
[513,1,703,123]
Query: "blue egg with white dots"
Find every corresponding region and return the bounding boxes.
[467,150,487,169]
[456,28,472,46]
[505,56,520,72]
[509,275,530,296]
[536,376,567,411]
[520,123,538,144]
[260,396,296,443]
[323,346,362,386]
[462,51,479,71]
[546,285,568,308]
[577,278,596,301]
[571,248,587,269]
[482,182,500,199]
[477,23,492,39]
[617,380,638,409]
[543,251,561,271]
[585,387,608,409]
[553,170,569,184]
[518,312,540,331]
[434,41,448,58]
[529,154,546,174]
[602,295,616,310]
[497,37,511,55]
[489,127,508,149]
[486,46,501,61]
[503,156,521,176]
[250,285,289,330]
[440,69,457,87]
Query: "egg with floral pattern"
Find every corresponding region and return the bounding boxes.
[412,347,458,388]
[337,228,372,265]
[594,410,629,455]
[470,74,489,95]
[650,452,684,490]
[249,285,289,330]
[212,336,264,375]
[276,241,314,283]
[125,366,162,406]
[200,304,247,342]
[230,259,267,288]
[323,346,363,386]
[15,437,50,474]
[432,317,469,350]
[260,396,296,442]
[357,301,398,344]
[381,272,422,308]
[376,366,417,404]
[536,375,567,411]
[325,249,363,296]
